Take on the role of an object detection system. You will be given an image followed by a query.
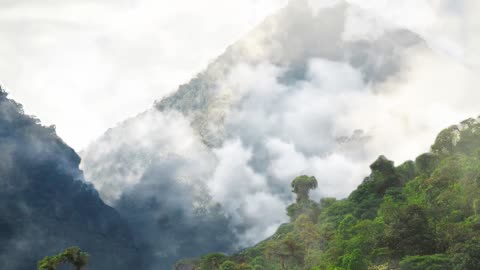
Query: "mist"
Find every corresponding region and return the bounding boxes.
[0,0,288,149]
[77,3,480,269]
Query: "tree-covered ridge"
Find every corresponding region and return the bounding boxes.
[176,117,480,270]
[0,87,142,269]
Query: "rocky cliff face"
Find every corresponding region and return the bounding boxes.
[0,88,142,269]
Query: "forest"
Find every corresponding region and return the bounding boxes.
[173,117,480,270]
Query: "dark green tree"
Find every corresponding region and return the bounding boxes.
[384,205,435,257]
[38,247,89,270]
[400,254,452,270]
[291,175,318,202]
[288,176,320,221]
[220,261,237,270]
[453,237,480,269]
[199,253,228,270]
[265,233,305,270]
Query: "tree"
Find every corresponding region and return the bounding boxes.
[235,263,253,270]
[453,237,480,269]
[384,205,435,257]
[341,249,368,270]
[220,261,237,270]
[288,176,320,221]
[265,233,305,270]
[250,256,266,270]
[291,175,318,202]
[199,253,228,270]
[368,156,401,195]
[431,126,460,154]
[415,153,439,177]
[294,214,320,249]
[348,156,402,219]
[38,247,89,270]
[399,254,452,270]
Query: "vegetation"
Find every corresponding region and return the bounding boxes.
[176,117,480,270]
[38,247,89,270]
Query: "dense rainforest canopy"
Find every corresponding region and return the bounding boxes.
[174,117,480,270]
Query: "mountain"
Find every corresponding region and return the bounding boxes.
[80,1,433,269]
[176,116,480,270]
[0,88,142,269]
[154,0,422,147]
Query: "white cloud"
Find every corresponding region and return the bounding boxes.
[209,139,268,204]
[81,109,216,203]
[75,0,480,250]
[266,138,309,180]
[201,33,478,242]
[346,0,479,65]
[0,0,288,149]
[207,139,288,246]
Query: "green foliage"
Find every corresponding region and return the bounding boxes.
[349,156,402,219]
[291,176,318,202]
[220,261,238,270]
[265,232,305,270]
[431,126,460,154]
[415,153,439,177]
[341,249,367,270]
[199,253,228,270]
[288,176,320,221]
[180,118,480,270]
[396,160,416,182]
[383,205,435,257]
[287,199,319,221]
[452,237,480,269]
[399,254,452,270]
[38,247,89,270]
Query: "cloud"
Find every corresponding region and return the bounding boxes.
[346,0,479,65]
[0,0,288,149]
[80,0,480,264]
[82,108,237,269]
[198,0,479,241]
[208,139,287,246]
[81,109,215,204]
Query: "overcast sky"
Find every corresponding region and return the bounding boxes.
[0,0,288,149]
[0,0,476,150]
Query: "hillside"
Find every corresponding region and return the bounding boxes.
[0,88,142,269]
[177,116,480,270]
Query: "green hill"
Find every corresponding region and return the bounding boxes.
[0,88,142,269]
[175,117,480,270]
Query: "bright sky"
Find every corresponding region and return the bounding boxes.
[0,0,288,149]
[0,0,474,150]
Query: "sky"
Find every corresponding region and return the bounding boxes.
[0,0,288,149]
[1,0,476,201]
[1,0,475,150]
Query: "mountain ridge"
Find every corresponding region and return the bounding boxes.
[0,87,142,270]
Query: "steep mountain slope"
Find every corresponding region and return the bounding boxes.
[155,0,421,147]
[0,88,141,269]
[179,116,480,270]
[81,1,435,269]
